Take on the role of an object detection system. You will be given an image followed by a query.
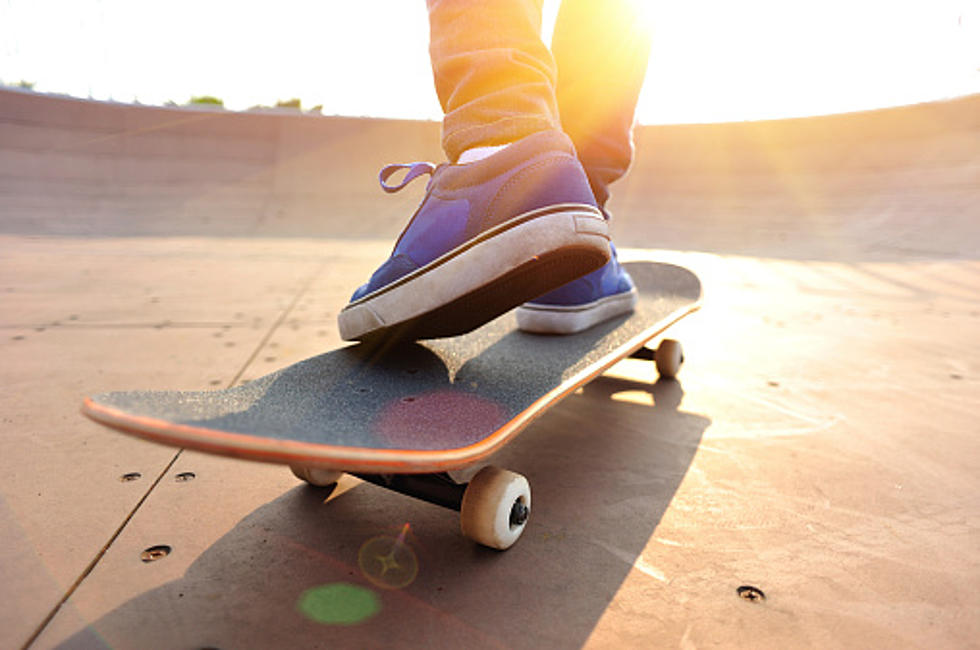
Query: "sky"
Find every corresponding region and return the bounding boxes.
[1,0,978,124]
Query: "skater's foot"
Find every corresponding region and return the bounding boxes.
[516,244,637,334]
[339,130,611,341]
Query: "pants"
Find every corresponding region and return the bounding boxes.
[427,0,652,208]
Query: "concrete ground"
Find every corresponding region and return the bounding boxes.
[1,89,978,649]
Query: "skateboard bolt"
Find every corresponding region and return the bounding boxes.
[140,545,172,562]
[119,472,142,482]
[175,472,196,482]
[509,500,530,528]
[736,585,766,602]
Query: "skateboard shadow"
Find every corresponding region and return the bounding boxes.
[56,373,710,649]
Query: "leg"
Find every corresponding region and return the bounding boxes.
[514,0,651,335]
[551,0,652,208]
[338,0,611,342]
[427,0,559,162]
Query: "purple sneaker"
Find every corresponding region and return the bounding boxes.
[516,245,637,334]
[338,130,611,341]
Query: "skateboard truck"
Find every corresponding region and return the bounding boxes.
[353,467,531,550]
[630,338,684,379]
[354,472,465,511]
[293,464,532,550]
[355,471,529,527]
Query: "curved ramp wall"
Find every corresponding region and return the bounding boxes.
[0,88,443,238]
[1,88,977,259]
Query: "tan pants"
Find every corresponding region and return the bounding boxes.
[427,0,652,207]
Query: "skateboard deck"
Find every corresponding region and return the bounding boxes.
[82,261,700,548]
[82,262,701,552]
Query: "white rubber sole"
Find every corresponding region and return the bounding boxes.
[515,287,638,334]
[338,204,610,341]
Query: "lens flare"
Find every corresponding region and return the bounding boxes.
[358,524,419,590]
[297,582,380,625]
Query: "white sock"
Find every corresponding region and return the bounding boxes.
[457,143,512,164]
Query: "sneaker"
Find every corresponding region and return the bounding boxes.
[338,130,611,341]
[516,245,637,334]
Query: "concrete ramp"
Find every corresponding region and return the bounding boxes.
[2,87,977,259]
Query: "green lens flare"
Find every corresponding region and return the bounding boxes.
[297,583,380,625]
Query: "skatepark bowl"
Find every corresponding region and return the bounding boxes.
[1,87,978,649]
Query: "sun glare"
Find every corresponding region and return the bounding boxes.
[638,0,980,122]
[0,0,976,124]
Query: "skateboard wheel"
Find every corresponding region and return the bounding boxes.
[654,339,684,379]
[460,466,531,550]
[290,465,343,487]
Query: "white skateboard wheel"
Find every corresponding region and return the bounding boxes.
[290,465,343,487]
[654,339,684,379]
[460,466,531,550]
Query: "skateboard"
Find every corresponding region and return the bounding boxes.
[82,261,701,549]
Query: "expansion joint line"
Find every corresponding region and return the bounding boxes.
[22,260,328,649]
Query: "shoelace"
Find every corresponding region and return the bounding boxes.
[378,162,436,194]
